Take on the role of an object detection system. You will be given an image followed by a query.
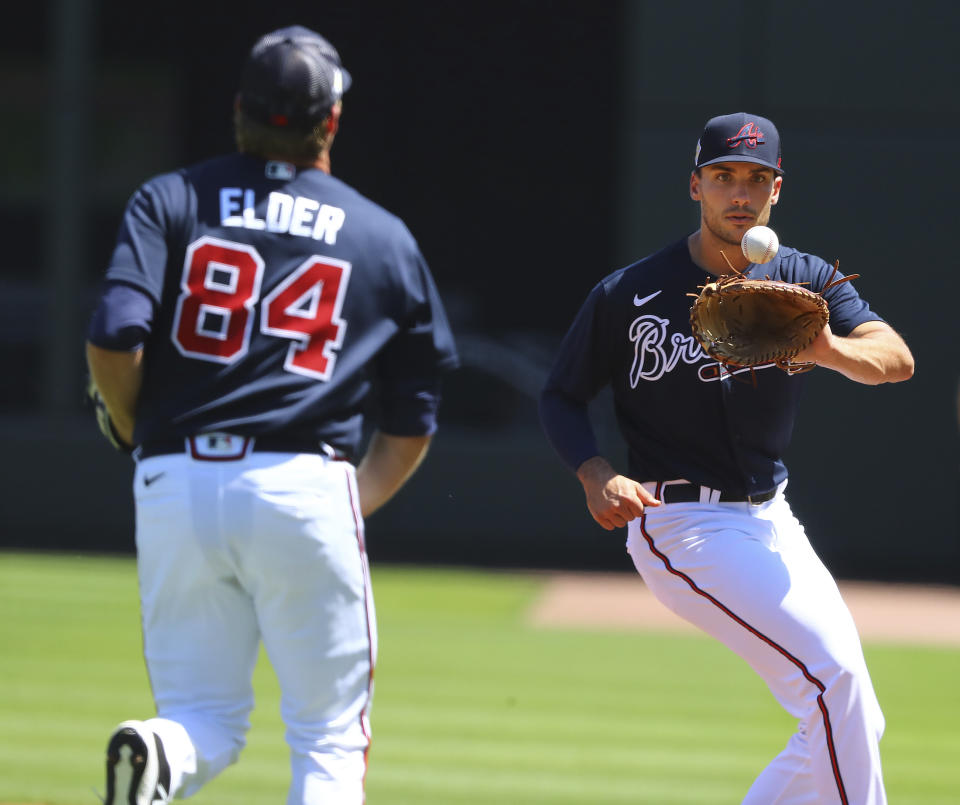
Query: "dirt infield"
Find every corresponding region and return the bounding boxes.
[527,572,960,646]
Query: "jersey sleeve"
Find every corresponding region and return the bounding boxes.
[784,253,884,337]
[539,283,613,472]
[368,232,459,436]
[542,282,614,403]
[818,266,884,336]
[104,172,190,303]
[86,281,156,350]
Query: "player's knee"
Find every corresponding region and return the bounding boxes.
[817,659,884,734]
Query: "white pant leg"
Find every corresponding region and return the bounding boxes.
[232,455,375,805]
[740,730,819,805]
[134,454,261,797]
[626,494,885,805]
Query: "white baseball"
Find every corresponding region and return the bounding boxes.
[741,225,780,264]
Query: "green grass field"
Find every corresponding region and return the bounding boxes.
[1,552,958,804]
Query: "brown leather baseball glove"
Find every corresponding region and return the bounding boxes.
[689,261,856,375]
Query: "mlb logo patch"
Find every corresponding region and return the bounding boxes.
[265,161,295,180]
[190,432,251,460]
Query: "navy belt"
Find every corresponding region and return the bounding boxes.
[657,482,776,506]
[137,433,349,462]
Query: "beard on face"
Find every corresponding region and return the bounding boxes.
[702,205,769,247]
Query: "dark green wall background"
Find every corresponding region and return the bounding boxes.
[1,1,956,581]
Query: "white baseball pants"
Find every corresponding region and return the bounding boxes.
[131,450,375,804]
[626,485,885,805]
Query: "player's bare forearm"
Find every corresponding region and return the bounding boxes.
[576,456,661,531]
[86,342,144,444]
[795,321,914,385]
[355,431,432,518]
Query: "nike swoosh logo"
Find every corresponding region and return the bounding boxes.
[144,472,165,487]
[633,290,662,307]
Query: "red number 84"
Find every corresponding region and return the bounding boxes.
[172,235,351,381]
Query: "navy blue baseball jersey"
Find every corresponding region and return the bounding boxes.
[95,153,458,458]
[540,238,882,497]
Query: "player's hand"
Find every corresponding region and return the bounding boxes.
[576,456,661,530]
[793,322,834,366]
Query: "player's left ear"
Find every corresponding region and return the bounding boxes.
[325,102,343,136]
[689,170,702,201]
[769,175,783,206]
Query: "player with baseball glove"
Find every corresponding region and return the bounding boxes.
[540,112,913,804]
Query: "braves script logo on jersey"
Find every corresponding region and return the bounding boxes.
[727,122,764,150]
[628,291,704,385]
[628,291,774,385]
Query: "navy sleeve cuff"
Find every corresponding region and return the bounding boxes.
[87,281,154,350]
[376,386,443,436]
[538,387,599,473]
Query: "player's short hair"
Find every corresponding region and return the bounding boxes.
[233,104,336,163]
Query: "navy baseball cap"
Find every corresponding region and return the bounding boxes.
[239,25,352,129]
[694,113,783,174]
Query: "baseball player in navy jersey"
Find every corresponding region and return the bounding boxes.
[85,26,457,804]
[540,113,913,804]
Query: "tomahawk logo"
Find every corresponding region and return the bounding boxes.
[727,123,764,150]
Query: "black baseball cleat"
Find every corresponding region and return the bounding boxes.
[104,720,171,804]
